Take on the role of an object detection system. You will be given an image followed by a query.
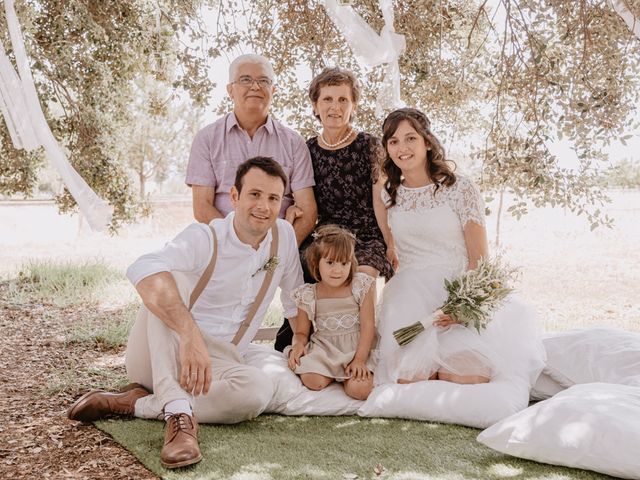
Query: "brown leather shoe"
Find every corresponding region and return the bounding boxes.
[67,386,150,422]
[160,413,202,469]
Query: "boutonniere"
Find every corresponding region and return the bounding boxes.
[252,255,280,277]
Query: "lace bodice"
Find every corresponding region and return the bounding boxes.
[383,175,485,274]
[291,273,374,332]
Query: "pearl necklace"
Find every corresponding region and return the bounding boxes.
[320,128,354,148]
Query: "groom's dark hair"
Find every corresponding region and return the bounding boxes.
[234,156,288,193]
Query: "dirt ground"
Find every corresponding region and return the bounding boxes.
[0,285,156,479]
[0,191,638,479]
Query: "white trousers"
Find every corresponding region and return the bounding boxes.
[124,275,274,424]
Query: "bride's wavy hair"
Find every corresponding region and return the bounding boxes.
[381,108,456,207]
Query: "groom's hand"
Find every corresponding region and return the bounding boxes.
[179,325,212,396]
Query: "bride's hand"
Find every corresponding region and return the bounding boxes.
[433,314,460,328]
[386,246,399,271]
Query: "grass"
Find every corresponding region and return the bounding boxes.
[7,259,130,307]
[96,415,612,480]
[45,365,129,396]
[11,260,618,478]
[66,302,139,350]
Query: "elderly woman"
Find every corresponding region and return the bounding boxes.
[275,66,394,351]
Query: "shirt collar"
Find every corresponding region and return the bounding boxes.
[224,211,273,253]
[226,111,275,135]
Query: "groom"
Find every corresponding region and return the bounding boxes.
[67,157,303,469]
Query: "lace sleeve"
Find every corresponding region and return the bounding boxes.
[291,283,316,321]
[451,176,486,228]
[380,187,392,208]
[351,272,375,305]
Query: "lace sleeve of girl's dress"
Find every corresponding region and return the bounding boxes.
[451,176,486,228]
[351,272,375,305]
[290,283,316,321]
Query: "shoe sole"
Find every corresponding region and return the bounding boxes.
[67,390,104,422]
[161,453,203,469]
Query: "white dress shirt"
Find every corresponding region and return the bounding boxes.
[126,212,303,354]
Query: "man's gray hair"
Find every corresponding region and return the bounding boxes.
[228,54,276,83]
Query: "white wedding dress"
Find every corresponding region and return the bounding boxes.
[375,176,545,386]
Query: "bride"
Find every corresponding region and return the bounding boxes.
[374,108,545,386]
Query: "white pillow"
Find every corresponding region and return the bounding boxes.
[478,383,640,479]
[529,371,565,401]
[542,328,640,387]
[244,344,362,416]
[358,373,531,429]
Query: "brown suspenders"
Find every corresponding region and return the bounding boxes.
[187,224,279,346]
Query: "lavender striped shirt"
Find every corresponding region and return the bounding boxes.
[186,112,315,217]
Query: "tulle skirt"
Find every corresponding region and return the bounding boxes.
[375,266,546,386]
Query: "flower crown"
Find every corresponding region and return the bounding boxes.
[311,229,356,241]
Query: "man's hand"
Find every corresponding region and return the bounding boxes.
[285,204,303,225]
[345,359,371,381]
[287,342,307,370]
[178,325,212,396]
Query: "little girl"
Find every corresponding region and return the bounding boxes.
[287,224,376,400]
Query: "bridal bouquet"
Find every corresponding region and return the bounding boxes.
[393,258,519,346]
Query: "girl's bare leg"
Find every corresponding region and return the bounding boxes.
[300,373,333,391]
[344,375,374,400]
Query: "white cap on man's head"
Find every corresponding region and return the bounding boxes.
[228,54,276,83]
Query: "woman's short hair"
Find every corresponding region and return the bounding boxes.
[228,54,276,83]
[305,224,358,285]
[308,67,360,121]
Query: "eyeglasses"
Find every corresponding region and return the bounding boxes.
[232,76,273,88]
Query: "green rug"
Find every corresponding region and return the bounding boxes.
[96,415,612,479]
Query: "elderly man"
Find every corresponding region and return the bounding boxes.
[186,53,317,245]
[67,157,303,469]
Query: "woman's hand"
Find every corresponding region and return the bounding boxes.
[285,204,303,224]
[386,245,399,271]
[346,359,371,381]
[432,313,461,328]
[287,343,307,370]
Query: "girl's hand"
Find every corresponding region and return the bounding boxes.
[287,343,307,370]
[346,359,371,381]
[386,246,399,271]
[432,313,461,328]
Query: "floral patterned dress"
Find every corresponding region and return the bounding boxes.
[307,132,393,279]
